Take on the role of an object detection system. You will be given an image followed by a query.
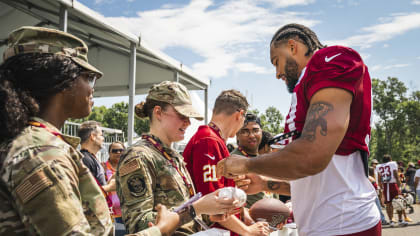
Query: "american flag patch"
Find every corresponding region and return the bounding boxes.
[16,169,53,204]
[120,159,141,176]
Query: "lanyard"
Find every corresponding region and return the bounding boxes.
[238,146,249,157]
[28,120,63,140]
[208,122,223,139]
[142,134,194,197]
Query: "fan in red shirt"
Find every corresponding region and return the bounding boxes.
[217,23,381,236]
[183,90,269,236]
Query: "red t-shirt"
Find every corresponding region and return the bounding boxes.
[183,124,237,235]
[283,45,372,155]
[183,125,235,195]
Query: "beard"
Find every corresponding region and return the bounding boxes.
[284,56,300,93]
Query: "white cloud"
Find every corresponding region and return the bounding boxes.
[370,63,410,72]
[325,12,420,48]
[383,44,389,48]
[359,53,370,61]
[95,0,112,4]
[412,0,420,5]
[235,63,272,74]
[258,0,316,8]
[106,0,318,79]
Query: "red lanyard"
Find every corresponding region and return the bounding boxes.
[28,120,63,140]
[208,122,223,139]
[238,146,249,157]
[142,134,194,197]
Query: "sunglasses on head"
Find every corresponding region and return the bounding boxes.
[111,149,124,154]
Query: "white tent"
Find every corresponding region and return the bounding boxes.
[0,0,210,145]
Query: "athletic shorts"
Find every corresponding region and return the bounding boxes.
[338,221,381,236]
[382,183,399,204]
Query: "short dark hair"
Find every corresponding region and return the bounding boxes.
[213,90,249,115]
[78,120,101,144]
[108,141,126,153]
[383,154,392,163]
[244,113,261,127]
[258,131,273,151]
[271,23,325,56]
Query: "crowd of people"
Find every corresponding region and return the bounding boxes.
[2,22,414,236]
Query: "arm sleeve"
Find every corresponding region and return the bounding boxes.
[9,149,111,236]
[126,226,162,236]
[191,138,228,195]
[117,152,157,234]
[306,47,365,101]
[82,155,98,179]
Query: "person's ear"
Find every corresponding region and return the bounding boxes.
[153,106,163,121]
[288,39,298,55]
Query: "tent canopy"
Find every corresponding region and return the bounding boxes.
[0,0,210,143]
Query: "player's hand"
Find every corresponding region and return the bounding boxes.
[153,204,180,235]
[193,189,240,216]
[216,154,249,179]
[244,221,270,236]
[234,174,266,195]
[242,207,255,226]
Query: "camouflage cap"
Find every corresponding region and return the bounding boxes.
[2,26,102,77]
[147,81,203,121]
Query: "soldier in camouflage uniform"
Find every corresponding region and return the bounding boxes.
[0,27,113,235]
[117,81,240,236]
[231,114,274,208]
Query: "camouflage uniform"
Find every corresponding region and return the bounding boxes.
[116,135,199,235]
[0,27,110,235]
[0,117,113,235]
[231,148,271,208]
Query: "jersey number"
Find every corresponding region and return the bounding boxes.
[203,165,217,182]
[378,166,392,182]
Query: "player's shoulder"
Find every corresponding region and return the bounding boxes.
[309,45,363,70]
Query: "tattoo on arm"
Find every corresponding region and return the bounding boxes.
[301,101,333,142]
[267,180,281,190]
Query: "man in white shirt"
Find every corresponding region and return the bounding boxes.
[376,154,408,226]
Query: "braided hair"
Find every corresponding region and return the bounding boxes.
[270,23,326,56]
[0,54,83,143]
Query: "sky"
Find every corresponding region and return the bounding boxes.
[82,0,420,118]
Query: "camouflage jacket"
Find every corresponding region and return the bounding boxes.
[0,117,113,236]
[231,148,272,208]
[116,134,198,235]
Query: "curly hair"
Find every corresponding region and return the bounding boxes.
[0,53,83,143]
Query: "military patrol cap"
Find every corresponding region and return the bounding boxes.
[2,26,102,77]
[147,81,203,121]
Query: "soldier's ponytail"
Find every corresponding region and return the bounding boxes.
[0,54,82,143]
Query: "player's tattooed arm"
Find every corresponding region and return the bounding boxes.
[266,180,290,196]
[301,101,333,142]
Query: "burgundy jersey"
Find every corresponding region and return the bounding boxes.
[183,125,238,235]
[283,45,372,155]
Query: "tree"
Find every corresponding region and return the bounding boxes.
[370,77,420,164]
[261,106,284,134]
[246,107,284,134]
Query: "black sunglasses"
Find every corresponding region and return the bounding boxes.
[111,149,124,154]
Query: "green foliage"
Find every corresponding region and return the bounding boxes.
[370,77,420,165]
[69,102,150,141]
[247,107,284,134]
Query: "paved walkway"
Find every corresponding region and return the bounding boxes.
[382,204,420,236]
